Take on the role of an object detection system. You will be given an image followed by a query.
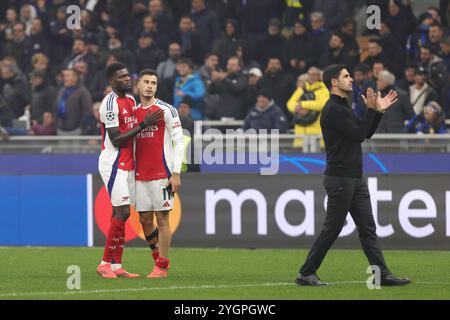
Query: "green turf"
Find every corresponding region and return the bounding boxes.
[0,247,449,300]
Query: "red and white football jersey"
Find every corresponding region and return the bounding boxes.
[99,91,137,171]
[134,99,184,181]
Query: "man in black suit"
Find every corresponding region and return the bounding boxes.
[295,64,411,287]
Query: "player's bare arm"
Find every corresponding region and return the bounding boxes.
[107,109,163,147]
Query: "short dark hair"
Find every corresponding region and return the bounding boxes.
[323,64,346,90]
[430,23,443,30]
[105,62,127,81]
[176,58,194,69]
[369,38,382,46]
[138,68,158,80]
[373,60,385,67]
[331,31,344,42]
[205,52,219,60]
[421,43,436,54]
[354,63,370,74]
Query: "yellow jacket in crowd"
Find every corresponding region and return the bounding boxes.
[287,81,329,147]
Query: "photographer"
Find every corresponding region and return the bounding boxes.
[287,67,329,147]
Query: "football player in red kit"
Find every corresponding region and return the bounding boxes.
[134,69,184,278]
[97,63,163,278]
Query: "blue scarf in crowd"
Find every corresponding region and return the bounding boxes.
[57,87,77,120]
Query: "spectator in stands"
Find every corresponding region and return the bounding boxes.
[54,68,92,135]
[363,39,389,72]
[285,19,311,77]
[90,54,118,102]
[28,69,57,125]
[287,66,329,145]
[85,35,103,71]
[378,21,405,77]
[135,31,165,71]
[173,58,206,120]
[375,70,414,133]
[427,6,443,24]
[141,15,170,53]
[172,15,204,65]
[212,18,241,69]
[407,12,434,61]
[208,56,248,120]
[242,89,288,132]
[234,43,261,74]
[240,0,284,53]
[29,111,56,135]
[30,53,50,77]
[178,95,194,135]
[3,22,27,71]
[256,18,287,68]
[0,61,29,118]
[372,61,386,81]
[104,33,136,74]
[409,66,439,115]
[308,12,331,68]
[428,23,446,54]
[352,63,376,120]
[259,57,296,118]
[207,0,241,27]
[417,44,443,75]
[49,6,72,66]
[23,17,49,73]
[198,52,220,91]
[82,102,101,135]
[405,101,447,134]
[439,35,450,68]
[340,18,360,70]
[0,8,19,42]
[63,38,97,74]
[385,0,417,46]
[149,0,176,38]
[80,9,101,35]
[438,72,450,117]
[244,67,263,110]
[156,41,182,103]
[313,0,349,31]
[396,62,417,92]
[319,32,353,73]
[190,0,222,53]
[0,63,16,129]
[20,4,37,36]
[73,60,91,88]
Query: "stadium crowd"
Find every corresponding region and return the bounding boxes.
[0,0,449,139]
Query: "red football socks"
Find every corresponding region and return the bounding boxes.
[156,256,169,269]
[102,218,126,263]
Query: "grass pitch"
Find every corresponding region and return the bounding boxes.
[0,247,449,300]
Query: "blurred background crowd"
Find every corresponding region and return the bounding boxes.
[0,0,449,139]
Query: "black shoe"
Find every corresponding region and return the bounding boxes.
[295,273,329,286]
[380,274,411,286]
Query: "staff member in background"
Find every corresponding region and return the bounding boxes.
[295,64,411,287]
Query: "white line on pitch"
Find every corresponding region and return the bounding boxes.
[1,280,448,298]
[0,282,293,298]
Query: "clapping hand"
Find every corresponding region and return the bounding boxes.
[376,90,398,112]
[361,87,377,109]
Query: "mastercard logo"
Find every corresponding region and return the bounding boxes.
[94,186,182,242]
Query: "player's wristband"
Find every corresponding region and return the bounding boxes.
[139,122,147,130]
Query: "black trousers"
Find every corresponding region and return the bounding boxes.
[299,175,390,276]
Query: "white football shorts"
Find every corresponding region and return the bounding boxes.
[99,168,135,207]
[135,178,173,212]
